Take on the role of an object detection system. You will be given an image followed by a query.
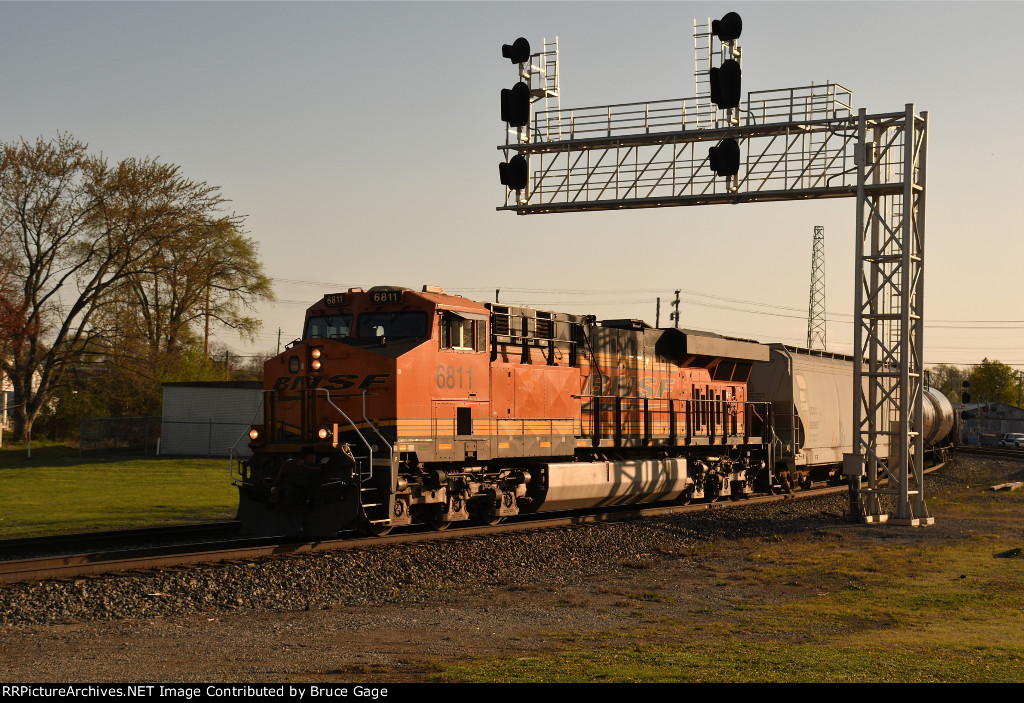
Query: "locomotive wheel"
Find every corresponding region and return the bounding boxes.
[360,520,393,537]
[468,501,505,526]
[425,514,451,531]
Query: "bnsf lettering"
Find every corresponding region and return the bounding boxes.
[327,374,359,390]
[359,374,389,390]
[582,374,675,399]
[272,373,390,392]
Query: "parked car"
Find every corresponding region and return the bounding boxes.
[997,433,1024,448]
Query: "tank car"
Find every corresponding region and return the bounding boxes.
[235,285,775,536]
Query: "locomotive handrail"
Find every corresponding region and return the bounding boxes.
[575,394,770,448]
[228,397,270,486]
[362,390,393,458]
[316,387,375,480]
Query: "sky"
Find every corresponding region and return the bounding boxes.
[1,0,1021,369]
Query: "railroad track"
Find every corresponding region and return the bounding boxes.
[2,459,959,586]
[954,446,1024,461]
[0,521,241,561]
[0,485,851,585]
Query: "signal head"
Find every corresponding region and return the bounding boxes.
[712,12,742,42]
[499,154,529,191]
[500,81,531,127]
[709,59,741,110]
[708,138,741,177]
[501,37,531,64]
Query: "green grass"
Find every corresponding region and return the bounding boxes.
[436,642,1024,683]
[433,458,1024,683]
[0,442,238,538]
[435,533,1024,682]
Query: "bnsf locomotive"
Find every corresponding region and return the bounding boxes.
[235,285,955,536]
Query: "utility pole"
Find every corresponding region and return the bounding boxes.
[656,297,661,328]
[276,328,282,355]
[669,290,681,329]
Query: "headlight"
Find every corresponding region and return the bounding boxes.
[317,426,331,440]
[249,428,260,440]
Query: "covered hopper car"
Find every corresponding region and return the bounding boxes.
[747,344,956,491]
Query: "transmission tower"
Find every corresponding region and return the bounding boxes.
[806,225,826,350]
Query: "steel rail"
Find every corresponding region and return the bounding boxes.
[0,522,240,561]
[954,446,1024,461]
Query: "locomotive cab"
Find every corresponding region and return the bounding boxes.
[238,285,511,535]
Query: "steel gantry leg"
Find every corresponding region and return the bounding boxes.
[849,105,932,526]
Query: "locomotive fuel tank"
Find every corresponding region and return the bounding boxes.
[537,458,690,511]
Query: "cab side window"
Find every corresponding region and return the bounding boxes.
[441,313,486,352]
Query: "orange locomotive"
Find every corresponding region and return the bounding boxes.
[237,285,774,536]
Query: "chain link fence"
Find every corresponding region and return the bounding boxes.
[79,416,253,457]
[79,416,162,456]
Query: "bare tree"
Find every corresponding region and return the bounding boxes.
[0,134,243,440]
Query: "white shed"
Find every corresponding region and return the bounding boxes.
[160,382,263,457]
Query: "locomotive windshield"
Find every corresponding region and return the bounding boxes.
[357,311,427,339]
[303,311,428,342]
[305,314,353,340]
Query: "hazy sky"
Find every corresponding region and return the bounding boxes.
[2,1,1020,368]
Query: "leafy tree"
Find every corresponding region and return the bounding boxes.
[927,363,969,404]
[109,217,272,356]
[0,134,254,440]
[968,358,1020,406]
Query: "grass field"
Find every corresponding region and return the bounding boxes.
[0,442,238,538]
[433,457,1024,683]
[436,535,1024,682]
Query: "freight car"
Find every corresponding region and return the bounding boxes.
[747,344,956,491]
[235,285,777,536]
[234,285,956,536]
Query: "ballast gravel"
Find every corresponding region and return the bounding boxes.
[0,494,849,627]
